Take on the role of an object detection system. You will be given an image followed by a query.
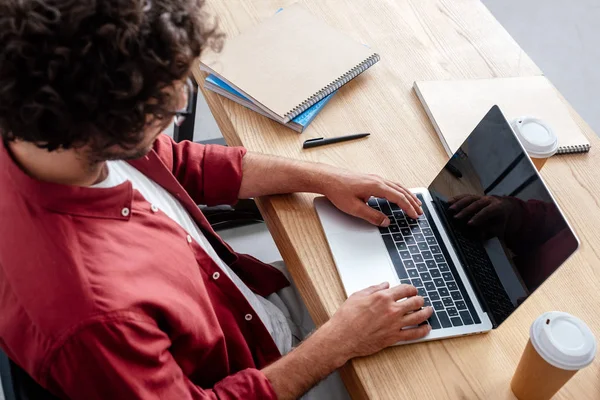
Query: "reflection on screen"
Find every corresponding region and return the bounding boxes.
[428,106,578,327]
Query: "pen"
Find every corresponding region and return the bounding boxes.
[303,133,370,149]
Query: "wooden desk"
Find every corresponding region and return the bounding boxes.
[194,1,600,398]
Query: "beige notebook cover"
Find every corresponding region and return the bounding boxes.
[414,76,591,156]
[200,4,379,123]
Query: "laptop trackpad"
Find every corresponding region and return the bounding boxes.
[327,231,399,296]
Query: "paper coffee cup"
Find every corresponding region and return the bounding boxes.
[511,312,597,400]
[511,117,558,171]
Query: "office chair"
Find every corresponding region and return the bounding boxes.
[0,349,59,400]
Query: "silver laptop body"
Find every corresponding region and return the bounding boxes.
[314,106,579,344]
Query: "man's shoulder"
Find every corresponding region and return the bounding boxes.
[0,181,62,281]
[0,201,129,339]
[0,215,159,379]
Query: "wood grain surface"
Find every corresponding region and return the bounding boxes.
[193,1,600,399]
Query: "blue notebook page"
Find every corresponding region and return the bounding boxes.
[205,74,335,130]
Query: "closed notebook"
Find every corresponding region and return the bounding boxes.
[414,76,591,156]
[204,74,335,133]
[200,3,379,124]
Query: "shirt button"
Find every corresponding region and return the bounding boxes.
[186,235,192,243]
[150,204,158,213]
[121,207,130,217]
[212,272,220,280]
[245,314,253,321]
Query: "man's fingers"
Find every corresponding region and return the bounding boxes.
[356,282,390,296]
[401,307,433,327]
[372,184,419,219]
[454,198,491,220]
[353,202,390,226]
[386,284,418,301]
[386,180,421,206]
[395,294,424,312]
[386,181,422,214]
[396,323,432,342]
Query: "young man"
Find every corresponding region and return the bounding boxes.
[0,1,433,399]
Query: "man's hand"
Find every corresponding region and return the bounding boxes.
[239,153,423,224]
[322,282,433,359]
[321,170,423,225]
[263,283,432,400]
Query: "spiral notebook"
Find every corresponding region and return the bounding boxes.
[414,76,591,156]
[204,74,335,133]
[199,4,379,124]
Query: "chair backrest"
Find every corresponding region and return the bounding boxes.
[0,348,16,400]
[0,348,59,400]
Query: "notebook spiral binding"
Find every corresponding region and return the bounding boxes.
[557,144,591,154]
[284,53,381,121]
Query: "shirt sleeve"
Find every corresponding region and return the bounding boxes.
[42,313,277,400]
[153,134,247,206]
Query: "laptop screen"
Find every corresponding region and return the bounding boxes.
[427,105,579,327]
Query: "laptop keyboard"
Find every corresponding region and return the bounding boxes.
[368,196,481,329]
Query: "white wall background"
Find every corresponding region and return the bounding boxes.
[482,0,600,137]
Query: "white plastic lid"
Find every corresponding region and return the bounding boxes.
[511,116,558,158]
[530,311,597,370]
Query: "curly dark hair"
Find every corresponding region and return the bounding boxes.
[0,0,221,151]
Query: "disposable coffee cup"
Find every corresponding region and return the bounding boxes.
[511,311,596,400]
[511,117,558,171]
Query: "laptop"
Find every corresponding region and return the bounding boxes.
[314,105,580,342]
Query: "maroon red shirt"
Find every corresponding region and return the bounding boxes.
[0,135,289,399]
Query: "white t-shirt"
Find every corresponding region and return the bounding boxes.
[92,160,291,354]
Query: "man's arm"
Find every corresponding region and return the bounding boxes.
[44,312,277,400]
[263,283,432,400]
[44,286,432,400]
[239,153,331,199]
[239,152,423,224]
[152,135,247,206]
[152,136,421,223]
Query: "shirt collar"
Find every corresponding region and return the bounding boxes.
[0,140,133,220]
